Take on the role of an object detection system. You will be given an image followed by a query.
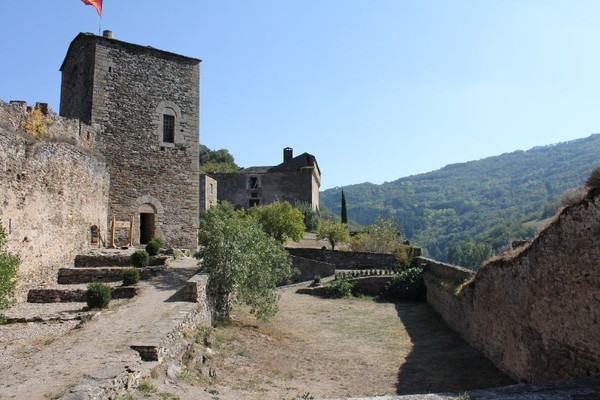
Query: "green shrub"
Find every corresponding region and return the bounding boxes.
[383,266,425,301]
[151,236,165,248]
[122,268,140,286]
[325,277,354,298]
[86,282,111,309]
[313,275,321,285]
[0,223,19,310]
[587,165,600,189]
[131,250,149,268]
[145,240,160,256]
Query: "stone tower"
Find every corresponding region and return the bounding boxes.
[59,31,201,249]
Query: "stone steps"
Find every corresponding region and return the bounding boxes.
[26,252,168,303]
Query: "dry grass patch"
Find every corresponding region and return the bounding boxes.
[134,285,512,399]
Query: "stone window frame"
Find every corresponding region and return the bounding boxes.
[247,175,260,189]
[155,101,182,148]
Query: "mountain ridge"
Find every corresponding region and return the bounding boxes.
[321,133,600,261]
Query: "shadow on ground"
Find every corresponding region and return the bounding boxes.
[146,262,200,302]
[394,301,514,395]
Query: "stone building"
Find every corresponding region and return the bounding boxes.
[209,147,320,211]
[199,174,218,213]
[59,31,201,248]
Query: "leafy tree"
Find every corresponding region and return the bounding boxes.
[197,203,293,321]
[295,201,320,232]
[0,223,19,309]
[351,216,403,253]
[316,219,350,250]
[250,200,305,244]
[341,190,348,224]
[447,239,494,270]
[199,145,239,173]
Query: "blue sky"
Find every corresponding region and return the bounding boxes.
[1,1,600,190]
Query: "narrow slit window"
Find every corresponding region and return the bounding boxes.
[163,114,175,143]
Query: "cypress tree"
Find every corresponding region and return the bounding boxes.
[341,190,348,224]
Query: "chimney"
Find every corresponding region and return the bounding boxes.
[103,30,113,39]
[283,147,293,163]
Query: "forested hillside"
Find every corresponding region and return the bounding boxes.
[321,134,600,262]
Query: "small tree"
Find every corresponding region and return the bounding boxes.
[250,200,305,244]
[341,190,348,224]
[295,201,320,232]
[198,203,293,321]
[21,104,52,140]
[0,222,19,309]
[316,219,351,250]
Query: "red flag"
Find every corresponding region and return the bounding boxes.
[81,0,102,16]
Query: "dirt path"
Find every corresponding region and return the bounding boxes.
[0,257,200,399]
[134,284,513,400]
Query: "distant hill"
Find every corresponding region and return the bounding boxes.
[321,134,600,261]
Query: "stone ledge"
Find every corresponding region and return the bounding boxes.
[182,273,209,302]
[74,254,168,268]
[27,286,139,303]
[57,266,165,284]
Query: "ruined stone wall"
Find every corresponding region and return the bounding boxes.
[60,34,200,249]
[260,171,317,208]
[212,170,318,210]
[0,99,97,151]
[0,115,109,302]
[210,172,248,208]
[421,192,600,382]
[199,174,217,213]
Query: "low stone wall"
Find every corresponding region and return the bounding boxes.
[57,266,164,284]
[350,276,393,297]
[27,286,138,303]
[74,254,168,268]
[421,191,600,382]
[183,273,210,302]
[290,256,335,283]
[286,248,397,270]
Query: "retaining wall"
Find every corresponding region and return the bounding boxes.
[286,248,397,270]
[421,191,600,382]
[290,255,335,283]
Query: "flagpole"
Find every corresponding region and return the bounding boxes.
[99,14,102,36]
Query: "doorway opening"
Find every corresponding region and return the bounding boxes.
[139,213,155,244]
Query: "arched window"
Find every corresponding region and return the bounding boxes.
[155,101,181,146]
[162,108,175,143]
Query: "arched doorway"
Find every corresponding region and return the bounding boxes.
[138,203,156,244]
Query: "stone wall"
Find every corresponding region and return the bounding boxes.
[290,255,335,283]
[0,107,109,302]
[0,100,97,151]
[421,191,600,382]
[286,248,398,270]
[199,174,217,213]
